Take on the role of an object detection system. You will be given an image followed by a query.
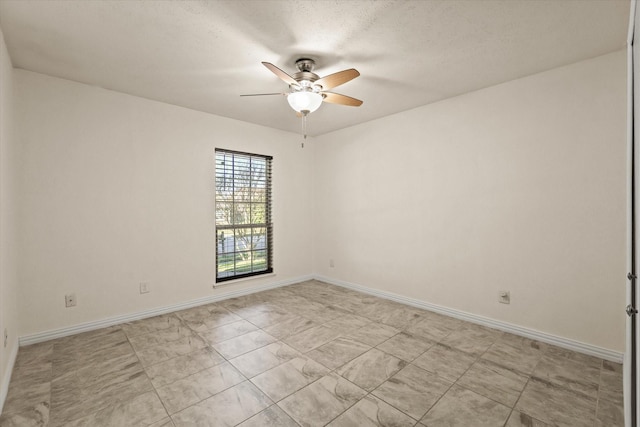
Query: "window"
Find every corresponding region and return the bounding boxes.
[215,149,273,282]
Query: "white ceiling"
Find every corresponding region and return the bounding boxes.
[0,0,630,137]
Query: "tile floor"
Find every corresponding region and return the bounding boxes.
[0,280,624,426]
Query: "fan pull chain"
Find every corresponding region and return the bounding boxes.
[301,113,308,148]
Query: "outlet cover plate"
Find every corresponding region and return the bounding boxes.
[498,291,510,304]
[140,282,150,294]
[65,293,77,307]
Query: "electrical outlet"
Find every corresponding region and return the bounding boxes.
[65,293,77,307]
[498,291,510,304]
[140,282,150,294]
[329,259,335,268]
[3,328,7,348]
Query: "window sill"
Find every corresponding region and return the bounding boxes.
[212,272,276,288]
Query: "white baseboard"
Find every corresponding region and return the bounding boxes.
[314,274,624,364]
[19,275,312,346]
[0,339,19,415]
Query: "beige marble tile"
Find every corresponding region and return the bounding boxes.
[323,314,372,334]
[49,366,153,426]
[273,293,313,306]
[336,348,406,392]
[439,324,501,356]
[198,319,258,345]
[155,361,245,414]
[175,305,243,332]
[1,372,51,416]
[412,343,476,382]
[224,301,283,319]
[371,306,425,330]
[456,359,528,407]
[171,381,272,427]
[299,304,351,324]
[54,351,142,388]
[532,354,599,398]
[127,325,193,352]
[145,347,225,387]
[263,315,319,340]
[201,305,244,328]
[63,391,167,426]
[148,418,176,427]
[15,342,54,369]
[173,305,213,324]
[328,394,416,427]
[217,295,273,313]
[481,338,544,375]
[121,315,183,338]
[306,337,371,370]
[421,385,511,426]
[237,405,299,427]
[52,342,136,381]
[8,360,52,385]
[505,410,551,426]
[0,401,49,427]
[260,286,297,299]
[278,373,367,427]
[245,308,298,328]
[516,377,596,427]
[283,325,343,353]
[596,396,624,427]
[376,331,434,362]
[332,295,379,313]
[2,282,614,427]
[372,364,452,420]
[355,300,398,320]
[545,344,603,370]
[52,330,134,378]
[53,326,123,351]
[229,341,301,378]
[600,360,623,403]
[405,312,462,341]
[603,359,623,374]
[344,323,399,347]
[135,334,208,367]
[499,334,548,351]
[212,329,277,359]
[251,356,329,402]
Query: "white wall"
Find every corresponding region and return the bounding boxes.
[0,24,18,410]
[314,50,627,352]
[9,46,628,356]
[14,70,313,336]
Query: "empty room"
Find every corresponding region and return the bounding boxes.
[0,0,636,426]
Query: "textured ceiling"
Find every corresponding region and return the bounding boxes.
[0,0,630,137]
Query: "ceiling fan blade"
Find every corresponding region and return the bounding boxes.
[315,69,360,90]
[262,62,299,87]
[240,93,286,97]
[322,92,363,107]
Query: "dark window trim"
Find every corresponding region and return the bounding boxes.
[215,148,273,283]
[215,148,273,160]
[215,268,274,283]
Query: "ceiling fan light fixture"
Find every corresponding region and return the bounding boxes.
[287,91,323,113]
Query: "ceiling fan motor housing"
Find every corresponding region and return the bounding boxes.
[293,58,321,90]
[295,58,316,72]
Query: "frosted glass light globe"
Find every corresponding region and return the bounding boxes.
[287,91,323,113]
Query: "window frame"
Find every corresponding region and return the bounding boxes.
[214,148,273,283]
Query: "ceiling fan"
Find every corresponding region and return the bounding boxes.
[241,58,363,139]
